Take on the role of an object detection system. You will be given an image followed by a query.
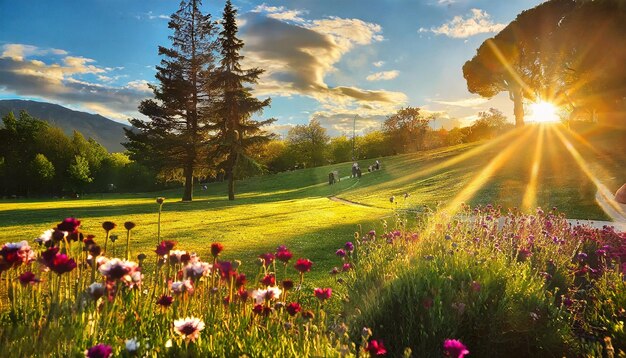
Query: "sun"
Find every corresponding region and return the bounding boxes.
[528,101,560,123]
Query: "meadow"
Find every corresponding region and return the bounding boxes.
[1,123,625,356]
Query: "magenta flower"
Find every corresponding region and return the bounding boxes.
[345,242,354,252]
[0,241,35,267]
[18,271,39,286]
[259,252,275,266]
[443,339,469,358]
[294,258,313,273]
[156,294,174,308]
[314,287,332,301]
[155,240,176,256]
[336,249,346,257]
[57,217,81,233]
[217,261,236,279]
[342,263,352,271]
[84,343,112,358]
[286,302,301,316]
[45,251,77,275]
[276,246,293,263]
[365,339,387,356]
[261,274,276,286]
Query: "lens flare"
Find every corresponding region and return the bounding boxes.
[528,101,560,123]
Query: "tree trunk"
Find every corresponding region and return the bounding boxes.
[512,87,525,127]
[182,161,193,202]
[228,171,235,201]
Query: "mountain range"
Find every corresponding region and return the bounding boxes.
[0,99,130,152]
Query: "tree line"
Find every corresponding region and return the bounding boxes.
[0,111,158,198]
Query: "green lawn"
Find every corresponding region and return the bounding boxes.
[0,123,623,284]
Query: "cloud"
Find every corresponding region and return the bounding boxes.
[419,9,505,38]
[366,70,399,81]
[372,61,385,68]
[437,0,456,5]
[241,9,407,123]
[429,96,489,107]
[311,112,387,136]
[136,11,170,20]
[252,3,306,23]
[0,44,150,120]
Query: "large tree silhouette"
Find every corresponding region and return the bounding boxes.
[124,0,217,201]
[213,0,274,201]
[462,0,576,127]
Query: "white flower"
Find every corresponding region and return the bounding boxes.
[252,287,282,304]
[184,261,211,279]
[87,282,105,299]
[35,229,55,245]
[173,317,205,341]
[1,240,35,264]
[125,338,140,352]
[98,258,142,287]
[170,279,194,294]
[169,250,189,263]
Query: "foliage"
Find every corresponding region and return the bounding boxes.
[212,0,274,201]
[382,107,431,154]
[286,119,330,168]
[124,0,218,202]
[465,108,513,142]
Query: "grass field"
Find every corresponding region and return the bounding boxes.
[0,123,623,284]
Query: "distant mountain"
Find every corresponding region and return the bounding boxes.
[0,99,130,152]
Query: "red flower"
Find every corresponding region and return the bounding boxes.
[155,240,176,256]
[238,288,249,301]
[217,261,236,279]
[286,302,301,316]
[282,279,294,290]
[294,258,313,273]
[211,242,224,257]
[261,274,276,286]
[259,252,275,266]
[156,294,174,307]
[18,271,39,286]
[236,273,247,287]
[314,287,332,301]
[50,254,77,275]
[57,217,81,233]
[276,246,293,263]
[365,339,387,356]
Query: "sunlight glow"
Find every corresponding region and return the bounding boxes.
[522,124,545,212]
[528,101,560,123]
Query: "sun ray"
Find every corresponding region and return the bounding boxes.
[522,124,545,212]
[486,40,535,99]
[552,125,626,220]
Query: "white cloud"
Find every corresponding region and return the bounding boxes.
[419,9,505,38]
[429,97,489,107]
[366,70,399,81]
[252,3,306,23]
[1,44,67,61]
[372,61,385,68]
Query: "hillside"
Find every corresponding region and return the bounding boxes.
[0,99,130,152]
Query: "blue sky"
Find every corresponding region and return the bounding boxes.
[0,0,543,136]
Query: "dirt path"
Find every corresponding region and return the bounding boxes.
[327,196,377,208]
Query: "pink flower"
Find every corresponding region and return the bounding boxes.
[276,245,293,263]
[0,241,35,267]
[155,240,176,256]
[336,249,346,257]
[294,258,313,273]
[49,253,77,275]
[57,217,81,233]
[365,339,387,356]
[342,263,352,271]
[84,344,112,358]
[443,339,469,358]
[173,317,205,341]
[286,302,301,316]
[259,252,275,266]
[314,287,332,301]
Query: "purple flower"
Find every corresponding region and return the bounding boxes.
[336,249,346,257]
[345,242,354,252]
[443,339,469,358]
[85,344,112,358]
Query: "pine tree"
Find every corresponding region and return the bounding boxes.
[124,0,217,201]
[214,0,275,200]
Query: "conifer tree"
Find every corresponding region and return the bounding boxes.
[124,0,217,201]
[213,0,275,200]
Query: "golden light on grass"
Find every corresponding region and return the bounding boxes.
[527,101,560,123]
[522,124,546,212]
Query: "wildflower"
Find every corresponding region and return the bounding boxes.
[123,221,136,231]
[330,267,340,275]
[210,242,224,257]
[87,282,106,300]
[173,317,205,342]
[365,339,387,356]
[301,310,315,320]
[342,263,352,271]
[286,302,301,316]
[443,339,469,358]
[470,281,481,292]
[238,288,249,301]
[18,271,39,286]
[125,338,139,352]
[85,344,112,358]
[336,249,346,257]
[294,258,313,273]
[259,252,275,266]
[170,280,194,295]
[156,197,165,205]
[157,294,174,308]
[282,279,294,290]
[184,261,211,279]
[217,261,236,279]
[102,221,116,232]
[58,217,81,233]
[276,245,293,263]
[235,273,247,287]
[517,248,532,261]
[345,242,354,252]
[252,287,282,304]
[577,252,588,262]
[314,287,332,301]
[0,240,35,266]
[34,229,57,246]
[98,258,142,287]
[169,250,191,264]
[261,274,276,286]
[155,240,176,256]
[47,252,77,275]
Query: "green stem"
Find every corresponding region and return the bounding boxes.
[125,230,131,261]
